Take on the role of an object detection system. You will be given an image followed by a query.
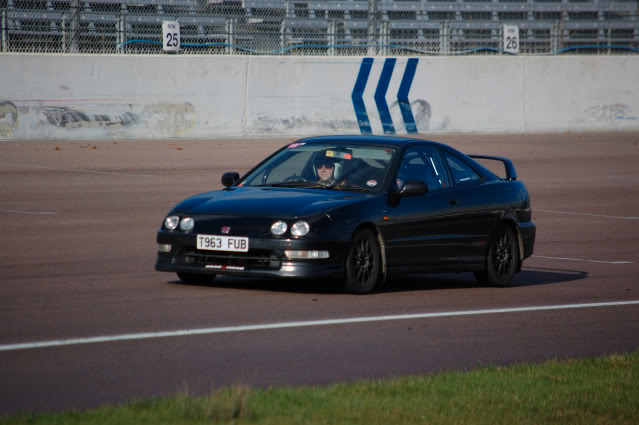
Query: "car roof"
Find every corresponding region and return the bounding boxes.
[295,135,499,180]
[296,135,446,148]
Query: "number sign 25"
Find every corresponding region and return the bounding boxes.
[162,21,181,52]
[166,33,179,48]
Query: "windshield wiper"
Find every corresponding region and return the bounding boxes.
[295,183,371,192]
[255,182,370,192]
[328,185,371,192]
[267,181,322,188]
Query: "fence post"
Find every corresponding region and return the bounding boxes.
[61,16,66,52]
[367,0,377,55]
[122,14,127,53]
[116,14,121,53]
[226,17,235,54]
[328,20,335,56]
[440,22,449,55]
[70,0,79,53]
[551,21,559,54]
[1,10,6,53]
[280,19,287,54]
[379,20,388,56]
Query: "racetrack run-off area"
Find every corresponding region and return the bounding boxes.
[1,132,639,414]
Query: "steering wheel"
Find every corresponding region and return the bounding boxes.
[283,176,309,183]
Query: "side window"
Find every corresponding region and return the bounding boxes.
[444,153,481,186]
[396,147,450,191]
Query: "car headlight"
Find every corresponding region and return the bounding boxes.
[164,215,179,230]
[179,217,194,232]
[290,221,310,237]
[270,220,288,236]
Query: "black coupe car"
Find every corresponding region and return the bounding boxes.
[156,136,535,293]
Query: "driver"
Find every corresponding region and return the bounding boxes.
[314,157,338,186]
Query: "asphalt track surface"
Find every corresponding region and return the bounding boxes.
[1,133,638,414]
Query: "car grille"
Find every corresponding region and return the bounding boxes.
[178,248,281,270]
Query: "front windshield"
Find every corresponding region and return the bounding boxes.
[240,142,396,192]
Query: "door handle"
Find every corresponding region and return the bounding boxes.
[449,199,458,206]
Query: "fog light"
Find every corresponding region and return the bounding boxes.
[180,217,194,232]
[284,250,329,260]
[158,243,172,253]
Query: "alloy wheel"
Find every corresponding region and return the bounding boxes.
[352,236,373,285]
[345,229,381,294]
[493,231,515,278]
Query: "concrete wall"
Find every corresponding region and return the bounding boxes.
[1,54,638,139]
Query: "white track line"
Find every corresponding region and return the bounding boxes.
[0,162,152,177]
[535,209,639,220]
[1,209,55,215]
[532,255,633,264]
[1,300,638,353]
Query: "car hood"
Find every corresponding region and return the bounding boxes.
[175,186,374,218]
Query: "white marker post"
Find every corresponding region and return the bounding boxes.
[503,24,519,54]
[162,21,180,53]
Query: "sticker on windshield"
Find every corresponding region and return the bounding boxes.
[325,150,353,160]
[366,180,378,187]
[288,143,306,149]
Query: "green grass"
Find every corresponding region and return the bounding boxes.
[4,352,639,425]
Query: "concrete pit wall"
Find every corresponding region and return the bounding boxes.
[0,54,638,139]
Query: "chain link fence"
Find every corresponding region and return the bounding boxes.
[1,0,638,55]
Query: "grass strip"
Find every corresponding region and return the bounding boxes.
[4,351,639,425]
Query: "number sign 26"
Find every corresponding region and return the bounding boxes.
[162,21,180,52]
[503,24,519,54]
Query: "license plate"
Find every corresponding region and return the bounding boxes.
[197,234,249,252]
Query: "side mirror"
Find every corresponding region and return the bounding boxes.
[399,180,428,197]
[221,172,240,188]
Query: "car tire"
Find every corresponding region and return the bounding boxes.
[344,229,382,294]
[474,224,519,287]
[175,272,217,284]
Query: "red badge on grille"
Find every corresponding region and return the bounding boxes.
[221,226,231,234]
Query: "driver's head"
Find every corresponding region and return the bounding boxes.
[314,157,336,182]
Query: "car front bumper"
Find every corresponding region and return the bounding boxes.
[155,231,348,279]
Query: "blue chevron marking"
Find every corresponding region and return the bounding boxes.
[374,58,396,135]
[397,58,419,134]
[351,58,374,135]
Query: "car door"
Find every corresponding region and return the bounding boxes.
[380,146,468,268]
[441,151,502,264]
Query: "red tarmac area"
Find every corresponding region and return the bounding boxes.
[1,133,638,414]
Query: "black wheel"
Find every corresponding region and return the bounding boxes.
[175,272,217,284]
[474,224,519,287]
[344,229,381,294]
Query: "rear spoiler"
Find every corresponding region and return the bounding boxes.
[469,155,517,181]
